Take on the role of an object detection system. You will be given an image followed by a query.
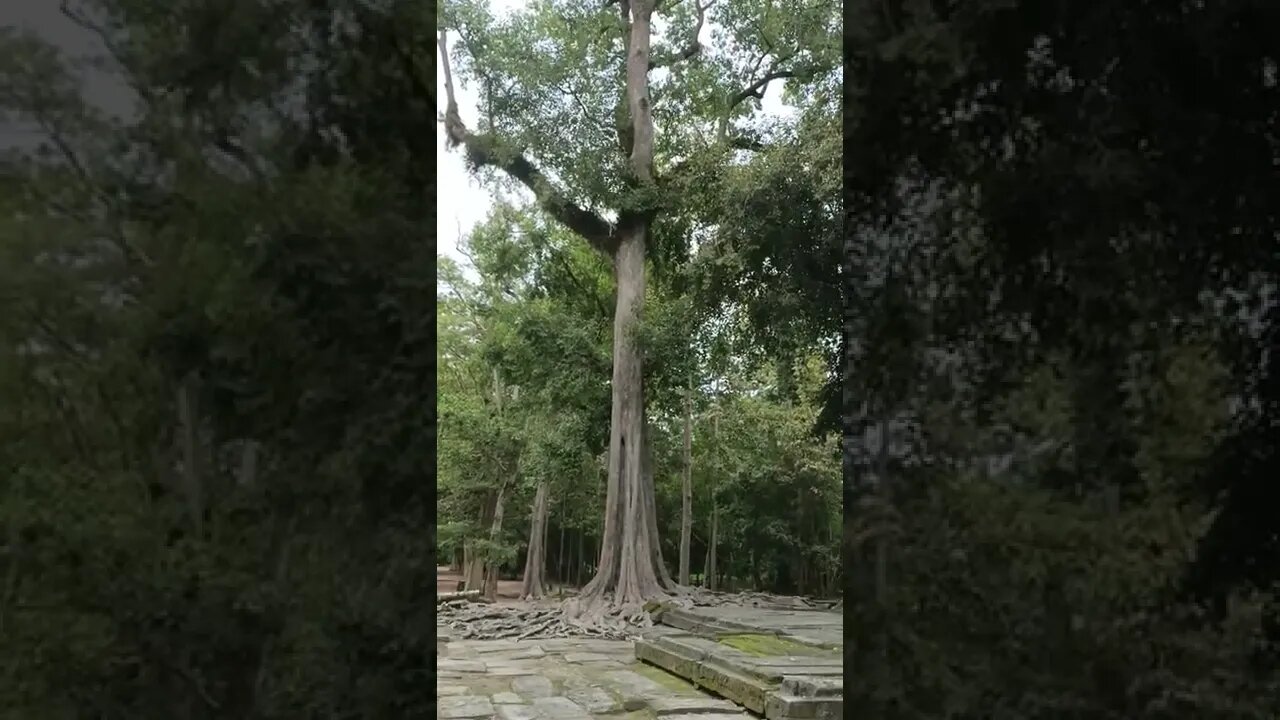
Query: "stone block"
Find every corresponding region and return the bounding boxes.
[693,661,775,714]
[645,693,741,715]
[511,675,554,698]
[437,695,495,719]
[495,705,541,720]
[635,639,704,682]
[437,659,487,673]
[531,696,592,719]
[780,676,842,698]
[565,685,620,714]
[764,693,842,720]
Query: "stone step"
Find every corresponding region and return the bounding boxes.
[765,693,843,720]
[635,630,844,720]
[655,606,842,652]
[781,675,842,698]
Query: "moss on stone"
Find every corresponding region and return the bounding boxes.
[643,600,674,619]
[717,633,817,657]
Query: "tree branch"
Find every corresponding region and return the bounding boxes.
[649,0,714,70]
[437,31,618,255]
[728,66,798,110]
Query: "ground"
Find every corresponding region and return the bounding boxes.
[436,565,528,603]
[434,567,845,719]
[437,635,756,719]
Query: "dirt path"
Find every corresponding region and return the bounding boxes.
[436,566,526,602]
[437,566,582,608]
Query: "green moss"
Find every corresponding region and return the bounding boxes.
[643,600,674,618]
[717,633,820,657]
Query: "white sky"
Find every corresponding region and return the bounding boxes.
[436,0,793,277]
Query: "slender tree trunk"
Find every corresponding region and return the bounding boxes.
[462,546,474,589]
[707,410,719,591]
[575,531,584,587]
[464,494,494,591]
[483,482,508,601]
[679,380,693,585]
[542,495,550,582]
[521,481,550,599]
[558,524,567,586]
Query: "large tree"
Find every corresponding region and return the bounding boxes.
[436,0,838,614]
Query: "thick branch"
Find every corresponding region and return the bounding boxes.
[728,67,798,110]
[649,0,714,70]
[437,31,617,254]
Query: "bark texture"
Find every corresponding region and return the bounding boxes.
[521,481,550,599]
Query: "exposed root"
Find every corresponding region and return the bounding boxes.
[439,599,643,641]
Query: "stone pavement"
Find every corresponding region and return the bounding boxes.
[635,605,843,719]
[437,633,758,719]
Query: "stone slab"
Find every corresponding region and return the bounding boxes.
[531,696,592,719]
[564,685,620,714]
[764,693,843,720]
[781,676,842,698]
[437,695,495,719]
[442,635,756,719]
[495,705,541,720]
[645,693,743,715]
[437,659,487,673]
[663,606,844,652]
[511,675,554,699]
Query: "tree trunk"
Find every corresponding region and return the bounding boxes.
[574,0,672,617]
[708,501,719,591]
[679,380,693,585]
[521,481,550,599]
[483,482,508,601]
[463,494,495,591]
[578,228,674,613]
[707,410,719,591]
[576,531,585,587]
[558,523,567,586]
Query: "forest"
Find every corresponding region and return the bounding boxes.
[0,0,1277,718]
[434,0,842,615]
